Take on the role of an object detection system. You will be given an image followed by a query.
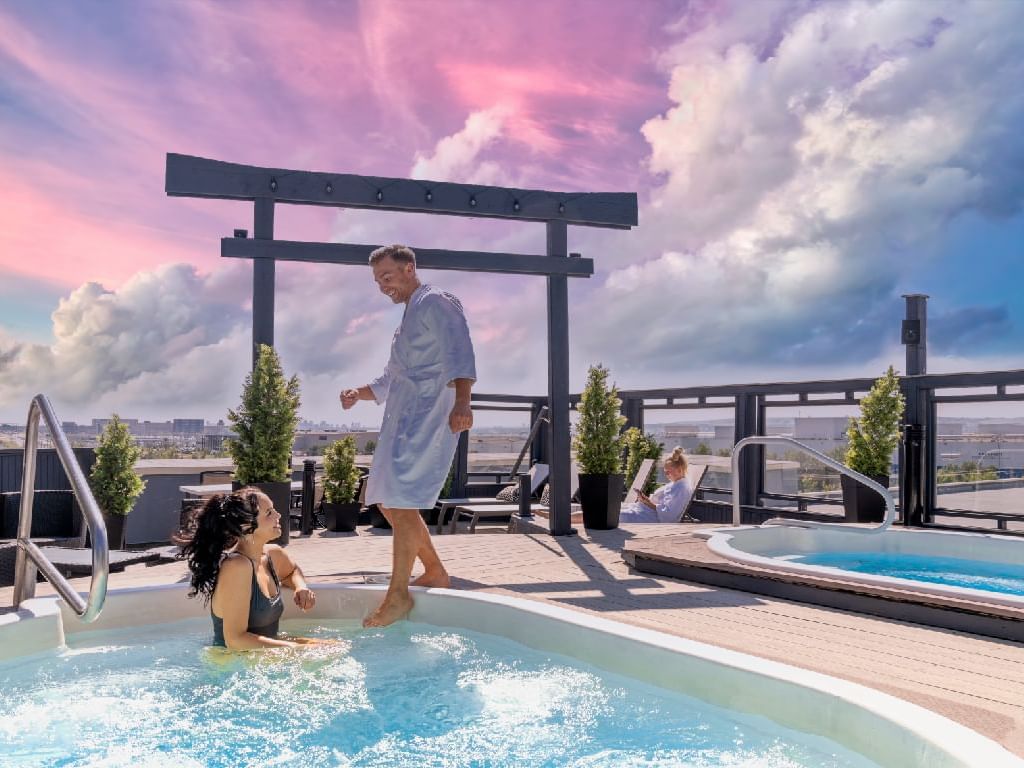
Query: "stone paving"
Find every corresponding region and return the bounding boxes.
[4,520,1024,758]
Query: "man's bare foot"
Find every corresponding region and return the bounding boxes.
[362,593,414,627]
[411,569,450,588]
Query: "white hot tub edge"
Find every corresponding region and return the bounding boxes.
[0,583,1019,768]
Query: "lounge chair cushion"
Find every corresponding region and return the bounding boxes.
[495,484,520,502]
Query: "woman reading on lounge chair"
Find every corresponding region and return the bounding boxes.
[180,488,320,649]
[619,448,695,523]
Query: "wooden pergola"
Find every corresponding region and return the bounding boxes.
[165,153,638,536]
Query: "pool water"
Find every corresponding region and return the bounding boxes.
[794,552,1024,596]
[0,619,880,768]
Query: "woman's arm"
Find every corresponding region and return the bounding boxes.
[215,558,299,650]
[268,545,316,611]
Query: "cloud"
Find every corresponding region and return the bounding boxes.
[411,107,510,185]
[929,305,1013,355]
[576,0,1024,375]
[0,263,248,412]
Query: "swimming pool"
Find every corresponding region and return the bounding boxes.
[704,524,1024,609]
[1,585,1019,767]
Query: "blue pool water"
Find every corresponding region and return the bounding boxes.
[794,552,1024,595]
[0,618,881,768]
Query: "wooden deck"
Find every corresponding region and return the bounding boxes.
[3,521,1024,758]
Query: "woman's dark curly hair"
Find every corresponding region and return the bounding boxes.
[179,489,263,602]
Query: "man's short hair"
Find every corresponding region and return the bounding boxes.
[369,244,416,267]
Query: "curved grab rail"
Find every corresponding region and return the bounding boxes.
[731,435,896,533]
[13,394,109,622]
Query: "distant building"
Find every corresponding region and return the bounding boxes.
[172,419,204,434]
[794,417,850,441]
[292,430,380,454]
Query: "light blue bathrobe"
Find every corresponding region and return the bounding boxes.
[366,285,477,509]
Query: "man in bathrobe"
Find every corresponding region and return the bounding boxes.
[341,244,476,627]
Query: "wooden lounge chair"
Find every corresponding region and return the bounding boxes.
[435,463,549,534]
[455,463,580,533]
[623,458,656,505]
[677,463,709,523]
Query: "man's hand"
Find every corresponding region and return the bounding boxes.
[340,388,360,410]
[449,401,473,433]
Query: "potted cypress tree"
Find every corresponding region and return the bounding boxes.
[89,415,146,549]
[842,366,905,522]
[321,436,362,532]
[623,427,663,495]
[573,364,627,529]
[227,344,301,544]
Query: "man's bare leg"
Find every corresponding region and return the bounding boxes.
[376,507,450,588]
[364,508,419,627]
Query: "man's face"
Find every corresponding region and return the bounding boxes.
[372,256,418,304]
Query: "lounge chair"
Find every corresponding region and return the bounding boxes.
[435,463,549,534]
[623,458,656,505]
[454,462,580,533]
[677,463,709,523]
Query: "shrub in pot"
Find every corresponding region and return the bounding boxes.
[227,344,301,544]
[572,364,627,529]
[321,437,362,532]
[843,366,905,522]
[89,415,146,549]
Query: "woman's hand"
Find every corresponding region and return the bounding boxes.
[294,587,316,611]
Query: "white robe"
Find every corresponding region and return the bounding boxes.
[619,479,694,523]
[365,284,477,509]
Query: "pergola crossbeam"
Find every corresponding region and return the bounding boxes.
[167,154,638,229]
[222,238,594,277]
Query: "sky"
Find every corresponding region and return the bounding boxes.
[1,0,1023,426]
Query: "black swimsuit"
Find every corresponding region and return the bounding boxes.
[211,553,284,647]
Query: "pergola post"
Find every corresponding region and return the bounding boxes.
[546,221,574,536]
[252,198,275,368]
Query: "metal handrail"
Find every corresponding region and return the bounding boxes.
[731,435,896,532]
[508,406,549,479]
[13,394,109,622]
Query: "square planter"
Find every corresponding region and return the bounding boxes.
[320,501,361,533]
[840,473,890,523]
[578,473,625,530]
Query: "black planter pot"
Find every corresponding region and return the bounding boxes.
[234,480,292,545]
[321,501,361,532]
[840,473,890,523]
[368,504,391,529]
[578,473,625,530]
[98,511,126,550]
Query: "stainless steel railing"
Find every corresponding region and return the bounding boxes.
[13,394,109,621]
[731,435,896,532]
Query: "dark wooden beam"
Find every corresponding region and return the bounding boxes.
[221,237,595,278]
[168,153,638,229]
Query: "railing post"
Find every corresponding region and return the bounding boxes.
[621,396,644,433]
[452,430,470,497]
[300,459,316,535]
[899,423,927,526]
[733,393,761,515]
[900,294,931,525]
